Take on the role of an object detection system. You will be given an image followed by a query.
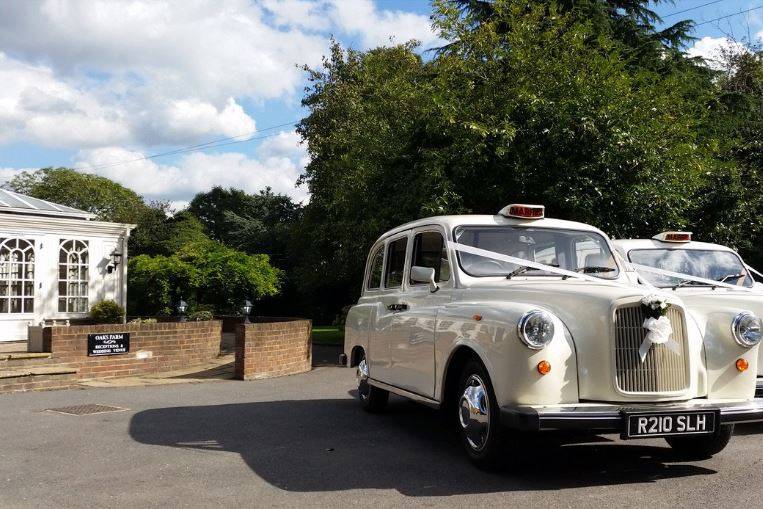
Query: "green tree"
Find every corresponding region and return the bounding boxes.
[127,239,281,315]
[5,167,150,224]
[188,186,299,266]
[295,2,722,317]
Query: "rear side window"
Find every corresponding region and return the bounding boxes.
[411,231,450,284]
[367,246,384,289]
[385,237,408,288]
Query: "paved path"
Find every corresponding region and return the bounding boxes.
[1,364,763,508]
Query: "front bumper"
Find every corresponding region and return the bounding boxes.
[501,399,763,433]
[756,378,763,398]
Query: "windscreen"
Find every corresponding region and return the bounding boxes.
[628,248,753,288]
[453,226,619,279]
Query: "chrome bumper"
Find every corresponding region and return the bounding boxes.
[500,399,763,433]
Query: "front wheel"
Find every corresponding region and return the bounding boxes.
[665,424,734,459]
[456,359,506,469]
[356,354,388,412]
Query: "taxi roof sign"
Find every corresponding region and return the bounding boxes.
[653,231,692,243]
[499,204,545,219]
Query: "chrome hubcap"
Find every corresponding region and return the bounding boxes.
[459,374,490,451]
[357,359,369,400]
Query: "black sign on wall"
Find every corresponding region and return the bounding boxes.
[87,333,130,356]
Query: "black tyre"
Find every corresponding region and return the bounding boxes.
[665,424,734,459]
[456,359,505,469]
[356,353,388,413]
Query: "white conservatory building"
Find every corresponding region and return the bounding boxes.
[0,189,134,342]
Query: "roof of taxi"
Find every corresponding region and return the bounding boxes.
[375,214,608,244]
[613,238,738,254]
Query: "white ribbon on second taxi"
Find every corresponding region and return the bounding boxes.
[630,263,755,293]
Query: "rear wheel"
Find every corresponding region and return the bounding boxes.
[456,359,505,469]
[665,424,734,459]
[356,353,388,412]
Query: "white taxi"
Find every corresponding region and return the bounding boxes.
[613,233,763,398]
[343,206,763,468]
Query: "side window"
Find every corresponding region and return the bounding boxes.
[384,237,408,288]
[366,246,384,289]
[574,237,613,270]
[411,231,450,284]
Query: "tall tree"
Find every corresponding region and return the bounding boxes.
[296,0,728,318]
[5,167,150,224]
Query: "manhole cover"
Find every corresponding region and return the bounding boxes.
[45,404,128,416]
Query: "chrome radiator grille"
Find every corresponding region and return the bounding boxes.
[614,305,688,393]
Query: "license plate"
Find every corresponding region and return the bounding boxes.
[623,410,717,439]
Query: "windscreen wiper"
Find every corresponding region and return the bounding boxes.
[717,273,745,283]
[575,266,616,274]
[674,279,713,289]
[505,264,559,279]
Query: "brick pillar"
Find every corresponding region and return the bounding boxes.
[234,319,312,380]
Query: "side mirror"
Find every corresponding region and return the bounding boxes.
[411,266,439,293]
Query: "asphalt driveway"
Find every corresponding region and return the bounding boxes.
[1,363,763,508]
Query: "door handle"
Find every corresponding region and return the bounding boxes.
[387,303,409,312]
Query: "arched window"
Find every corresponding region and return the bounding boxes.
[58,240,89,313]
[0,238,35,313]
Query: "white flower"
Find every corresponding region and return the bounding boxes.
[641,294,667,308]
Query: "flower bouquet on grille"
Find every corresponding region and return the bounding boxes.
[639,294,677,362]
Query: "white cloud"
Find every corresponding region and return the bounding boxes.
[329,0,441,49]
[0,53,130,147]
[74,130,309,203]
[0,0,326,148]
[263,0,331,31]
[686,36,749,70]
[0,168,32,184]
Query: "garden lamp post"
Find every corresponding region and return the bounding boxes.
[242,299,253,324]
[177,299,188,323]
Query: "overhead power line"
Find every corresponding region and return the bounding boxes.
[694,4,763,27]
[73,119,300,172]
[662,0,726,19]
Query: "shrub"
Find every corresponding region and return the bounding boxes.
[128,317,158,324]
[90,300,125,324]
[189,310,213,322]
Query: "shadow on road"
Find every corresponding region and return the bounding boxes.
[128,395,717,495]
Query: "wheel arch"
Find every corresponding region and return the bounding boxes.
[440,345,489,411]
[349,345,365,367]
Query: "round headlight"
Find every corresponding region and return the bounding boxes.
[732,312,762,347]
[517,310,556,349]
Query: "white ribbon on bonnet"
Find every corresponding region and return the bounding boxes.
[639,314,680,363]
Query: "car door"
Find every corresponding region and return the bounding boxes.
[371,232,411,385]
[382,227,453,398]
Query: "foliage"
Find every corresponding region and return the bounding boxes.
[188,310,214,321]
[295,2,733,316]
[127,254,200,316]
[131,209,211,257]
[127,240,281,315]
[128,317,158,324]
[5,168,150,224]
[188,186,299,265]
[90,300,125,324]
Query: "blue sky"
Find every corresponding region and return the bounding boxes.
[0,0,760,209]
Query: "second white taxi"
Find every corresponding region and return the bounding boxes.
[614,233,763,398]
[343,205,763,467]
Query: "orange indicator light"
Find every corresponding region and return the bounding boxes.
[537,360,551,375]
[736,358,749,372]
[473,314,482,321]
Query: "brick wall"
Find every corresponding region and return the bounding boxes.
[43,321,222,380]
[234,319,312,380]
